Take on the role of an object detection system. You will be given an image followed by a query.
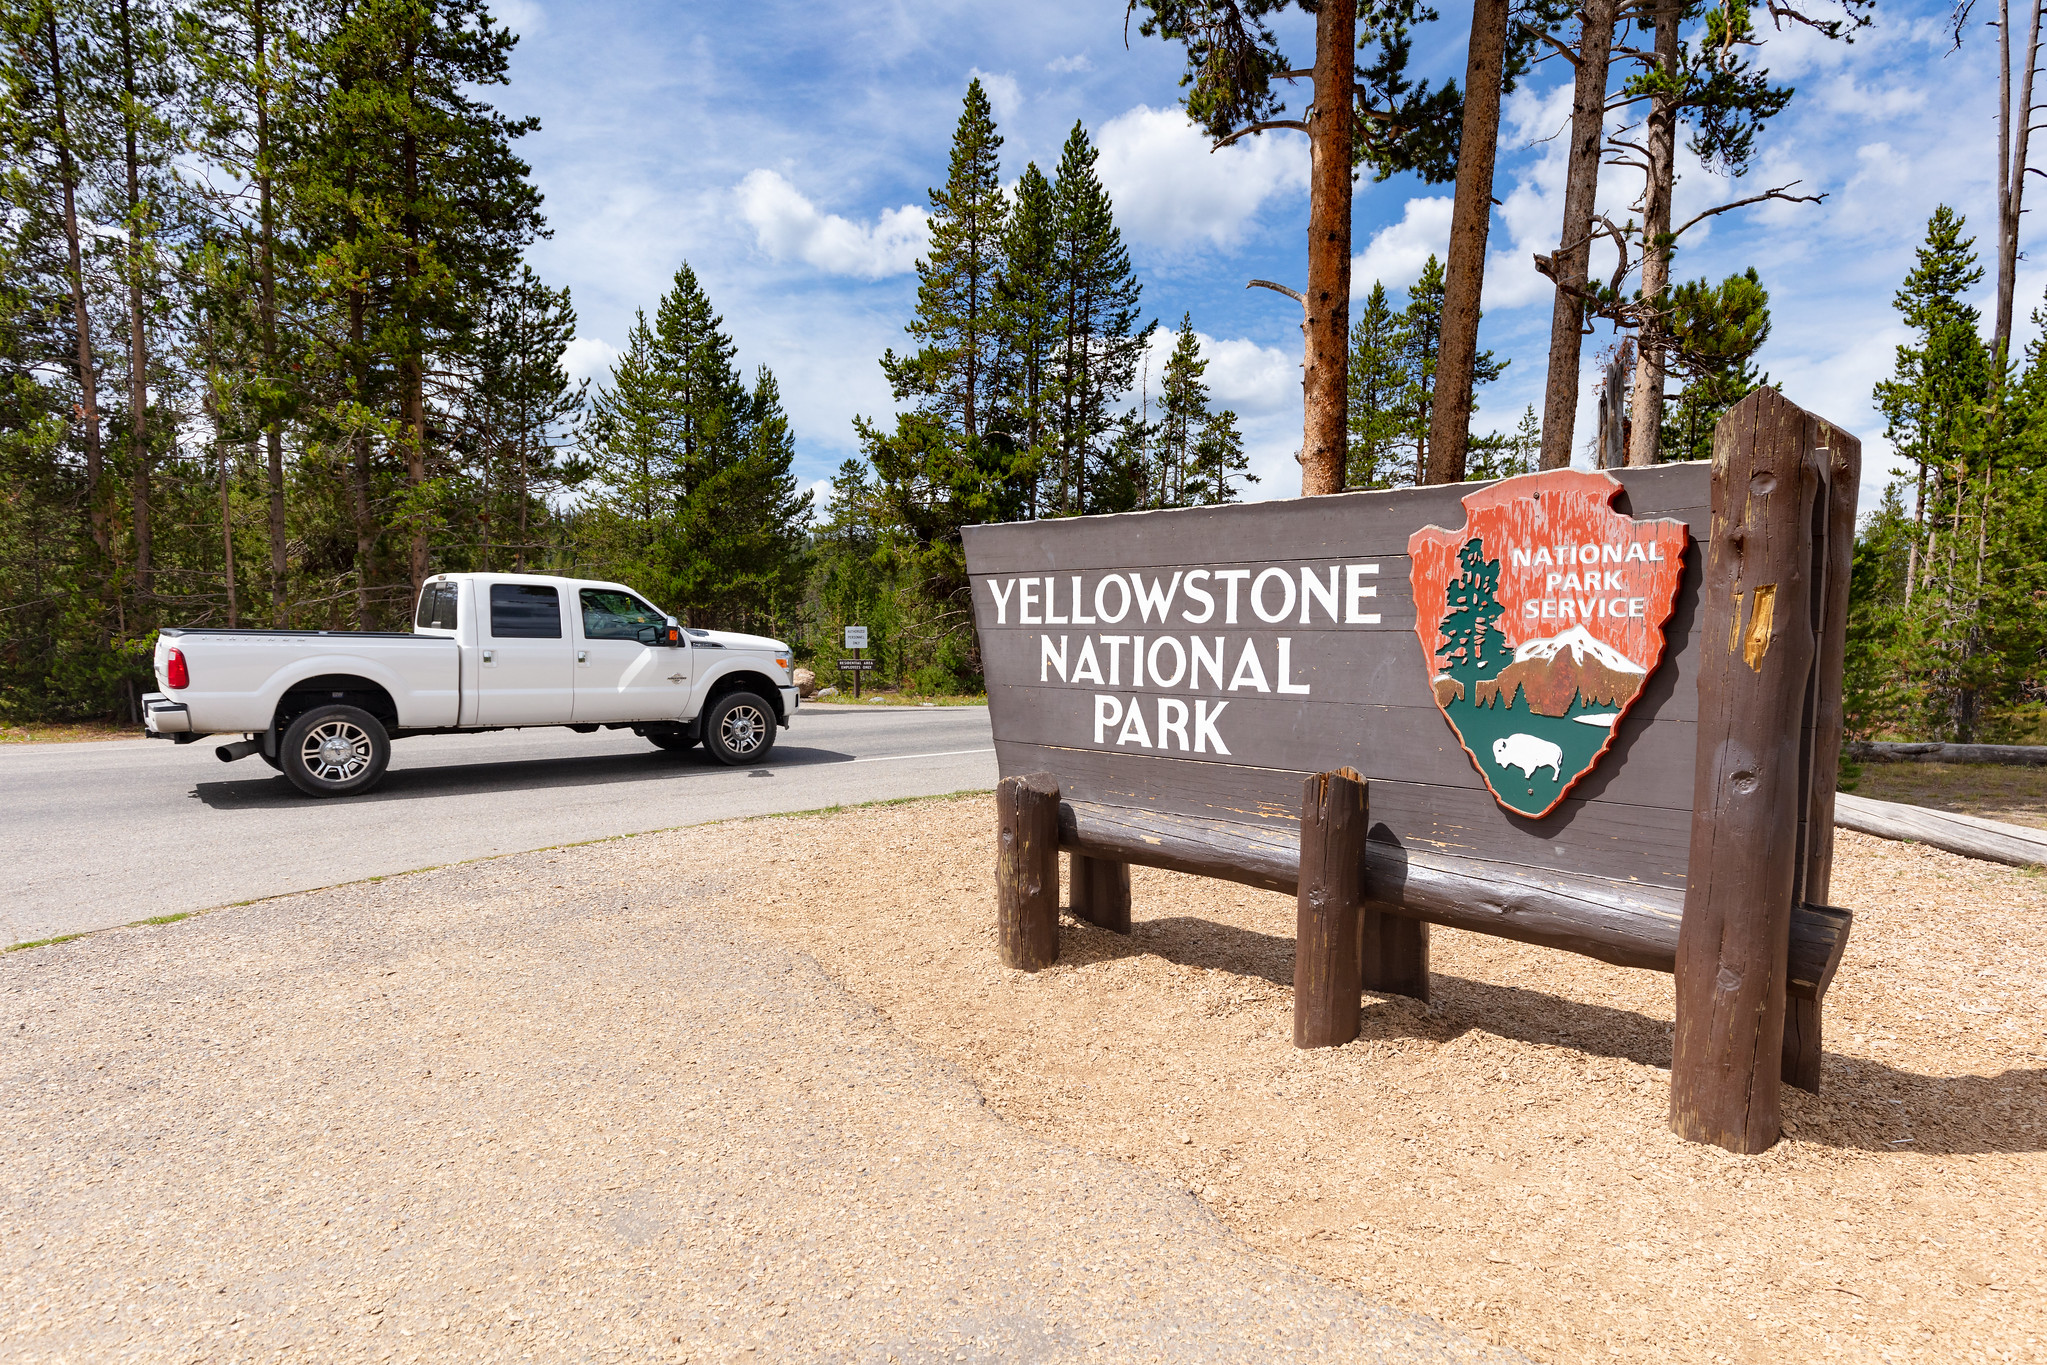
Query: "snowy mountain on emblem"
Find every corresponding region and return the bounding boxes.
[1472,626,1647,717]
[1510,624,1645,673]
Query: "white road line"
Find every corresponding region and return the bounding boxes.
[849,748,995,764]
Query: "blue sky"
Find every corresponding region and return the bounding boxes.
[494,0,2011,517]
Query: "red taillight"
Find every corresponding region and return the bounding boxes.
[165,647,189,690]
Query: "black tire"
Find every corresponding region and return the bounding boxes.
[279,704,391,797]
[646,729,698,753]
[701,691,777,766]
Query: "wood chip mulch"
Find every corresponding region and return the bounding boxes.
[692,799,2046,1365]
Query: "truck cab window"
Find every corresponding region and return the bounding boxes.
[580,589,664,641]
[489,584,562,639]
[415,582,458,630]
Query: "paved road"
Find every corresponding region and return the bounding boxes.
[0,702,995,945]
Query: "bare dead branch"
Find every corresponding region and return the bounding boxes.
[1670,181,1826,238]
[1518,22,1582,66]
[1247,278,1307,307]
[1212,119,1309,150]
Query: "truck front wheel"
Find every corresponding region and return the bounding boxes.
[280,704,391,797]
[702,692,777,766]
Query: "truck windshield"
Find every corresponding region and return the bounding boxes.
[489,584,562,638]
[580,589,664,641]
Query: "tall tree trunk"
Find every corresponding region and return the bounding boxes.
[402,39,428,599]
[1540,0,1618,470]
[45,16,108,558]
[1994,0,2044,365]
[116,0,152,595]
[255,0,288,625]
[1427,0,1510,485]
[219,435,239,629]
[1301,0,1357,495]
[349,294,374,627]
[1626,0,1680,467]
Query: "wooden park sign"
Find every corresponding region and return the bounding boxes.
[965,389,1862,1154]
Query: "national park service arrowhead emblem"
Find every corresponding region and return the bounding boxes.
[1408,470,1690,818]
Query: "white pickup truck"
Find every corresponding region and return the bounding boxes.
[141,572,799,797]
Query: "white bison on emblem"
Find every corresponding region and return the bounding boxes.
[1492,733,1563,781]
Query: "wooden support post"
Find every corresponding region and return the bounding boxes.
[997,773,1061,971]
[1070,853,1131,934]
[1360,911,1430,1002]
[1672,389,1823,1152]
[1296,769,1366,1048]
[1783,420,1861,1092]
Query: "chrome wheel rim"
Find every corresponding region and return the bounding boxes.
[300,720,374,783]
[719,703,768,756]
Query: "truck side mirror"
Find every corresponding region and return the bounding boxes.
[657,625,682,647]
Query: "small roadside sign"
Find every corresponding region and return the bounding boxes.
[837,659,877,671]
[843,625,869,649]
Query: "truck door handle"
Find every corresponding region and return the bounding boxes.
[482,649,495,666]
[576,650,588,665]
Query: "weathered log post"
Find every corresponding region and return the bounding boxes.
[1360,912,1431,1002]
[1296,768,1367,1048]
[1070,854,1132,934]
[997,773,1061,971]
[1672,389,1823,1152]
[1785,421,1861,1092]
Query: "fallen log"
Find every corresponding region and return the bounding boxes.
[1846,741,2047,767]
[1833,792,2047,867]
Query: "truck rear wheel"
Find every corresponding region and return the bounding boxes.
[280,704,391,797]
[702,691,776,766]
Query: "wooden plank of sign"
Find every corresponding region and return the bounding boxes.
[1296,770,1367,1048]
[1783,421,1862,1093]
[1053,797,1849,995]
[1672,388,1823,1154]
[998,740,1698,890]
[996,773,1062,972]
[962,464,1713,574]
[972,552,1712,725]
[984,683,1703,811]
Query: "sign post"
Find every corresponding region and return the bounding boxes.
[842,625,869,699]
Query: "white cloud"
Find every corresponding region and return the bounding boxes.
[1139,325,1300,416]
[1046,53,1092,73]
[1353,196,1454,292]
[735,170,929,279]
[1094,104,1309,252]
[970,69,1023,123]
[494,0,545,37]
[562,335,619,384]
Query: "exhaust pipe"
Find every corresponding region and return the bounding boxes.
[216,738,263,763]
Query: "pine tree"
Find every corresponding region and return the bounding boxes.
[993,161,1057,515]
[1154,314,1209,507]
[1660,267,1770,461]
[1346,280,1404,488]
[1188,408,1255,506]
[1393,255,1504,484]
[884,79,1008,444]
[1047,120,1147,514]
[1469,405,1540,480]
[1439,537,1511,695]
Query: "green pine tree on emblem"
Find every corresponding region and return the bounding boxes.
[1438,538,1512,700]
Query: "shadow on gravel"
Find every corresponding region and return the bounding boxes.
[187,744,862,808]
[1080,913,2047,1158]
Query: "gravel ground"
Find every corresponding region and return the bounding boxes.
[1,841,1518,1364]
[700,801,2046,1365]
[6,795,2042,1365]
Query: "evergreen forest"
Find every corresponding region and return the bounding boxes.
[1,0,2042,744]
